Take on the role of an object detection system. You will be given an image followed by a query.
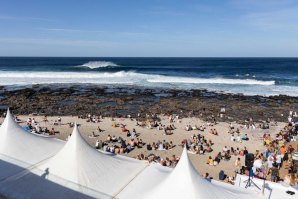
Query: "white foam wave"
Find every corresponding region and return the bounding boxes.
[80,61,118,69]
[0,71,136,85]
[1,71,296,96]
[0,71,274,86]
[147,77,275,85]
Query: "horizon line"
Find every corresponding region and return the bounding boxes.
[1,56,298,58]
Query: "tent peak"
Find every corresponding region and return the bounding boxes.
[0,107,21,131]
[6,107,11,115]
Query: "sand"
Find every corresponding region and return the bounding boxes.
[0,115,287,180]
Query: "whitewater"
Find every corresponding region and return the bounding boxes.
[1,57,298,96]
[0,70,297,96]
[79,61,119,69]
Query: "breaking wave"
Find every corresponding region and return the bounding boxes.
[3,71,298,96]
[79,61,119,69]
[0,71,275,85]
[147,77,275,85]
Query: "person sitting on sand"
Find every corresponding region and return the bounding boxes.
[164,129,172,135]
[112,122,118,128]
[185,125,192,131]
[204,172,211,181]
[120,140,127,149]
[214,153,222,165]
[224,150,231,160]
[103,144,109,152]
[236,133,242,143]
[57,116,61,124]
[136,138,145,148]
[171,155,179,165]
[231,133,235,142]
[242,134,249,141]
[207,156,214,166]
[27,118,32,125]
[168,141,174,150]
[192,125,198,130]
[106,135,112,142]
[49,128,55,135]
[227,176,235,185]
[97,126,104,132]
[124,130,130,137]
[32,118,37,125]
[130,130,136,138]
[146,143,152,151]
[206,144,213,153]
[43,115,48,123]
[207,139,213,146]
[90,131,98,138]
[158,142,165,150]
[125,144,132,154]
[222,146,228,153]
[121,126,128,133]
[198,145,204,154]
[128,139,136,147]
[170,124,176,130]
[152,142,158,150]
[114,147,120,154]
[199,126,205,131]
[95,140,103,149]
[209,128,218,135]
[164,157,171,166]
[213,129,218,135]
[159,158,166,166]
[109,145,115,153]
[111,135,117,142]
[264,135,271,146]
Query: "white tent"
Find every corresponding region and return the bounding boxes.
[116,163,172,198]
[37,124,148,197]
[119,147,262,199]
[0,109,64,180]
[0,124,148,199]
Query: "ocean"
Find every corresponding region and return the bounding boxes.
[0,57,298,96]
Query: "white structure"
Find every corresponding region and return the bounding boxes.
[0,109,64,180]
[119,147,261,199]
[37,124,148,197]
[0,109,296,199]
[236,175,297,199]
[0,122,148,199]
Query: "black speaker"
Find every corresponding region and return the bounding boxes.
[245,153,254,168]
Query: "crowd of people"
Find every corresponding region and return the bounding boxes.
[52,112,298,186]
[3,110,298,187]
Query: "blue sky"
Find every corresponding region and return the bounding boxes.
[0,0,297,57]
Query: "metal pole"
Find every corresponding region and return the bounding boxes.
[262,178,265,195]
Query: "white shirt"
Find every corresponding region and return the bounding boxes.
[276,155,282,164]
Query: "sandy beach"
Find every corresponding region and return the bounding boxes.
[0,114,289,181]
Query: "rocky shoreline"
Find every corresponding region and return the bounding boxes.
[0,84,297,123]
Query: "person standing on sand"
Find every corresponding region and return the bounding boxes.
[234,157,242,175]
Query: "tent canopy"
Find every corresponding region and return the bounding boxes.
[38,124,148,196]
[0,110,268,199]
[121,147,262,199]
[0,109,64,180]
